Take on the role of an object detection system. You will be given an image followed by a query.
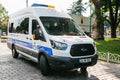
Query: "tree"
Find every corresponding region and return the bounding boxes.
[0,3,8,35]
[0,3,8,26]
[102,0,120,38]
[91,0,120,39]
[68,0,86,15]
[68,0,104,40]
[91,0,104,40]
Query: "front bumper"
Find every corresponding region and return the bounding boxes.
[47,54,98,70]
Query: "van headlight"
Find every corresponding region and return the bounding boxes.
[50,40,67,50]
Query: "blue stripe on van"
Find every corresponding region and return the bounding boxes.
[8,38,33,48]
[37,45,53,55]
[8,38,53,55]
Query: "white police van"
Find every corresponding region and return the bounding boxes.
[7,3,98,75]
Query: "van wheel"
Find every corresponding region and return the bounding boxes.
[12,46,19,58]
[81,67,87,73]
[39,55,50,75]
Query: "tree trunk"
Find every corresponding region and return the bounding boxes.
[93,11,104,40]
[111,27,117,38]
[91,0,104,40]
[92,17,104,40]
[108,0,120,38]
[96,17,104,40]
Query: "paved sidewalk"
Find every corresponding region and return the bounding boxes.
[88,61,120,80]
[0,43,120,80]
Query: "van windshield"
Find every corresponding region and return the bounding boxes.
[40,17,85,36]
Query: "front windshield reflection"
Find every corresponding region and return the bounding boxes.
[40,17,85,36]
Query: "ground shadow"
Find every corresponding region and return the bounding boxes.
[102,62,120,79]
[18,56,99,80]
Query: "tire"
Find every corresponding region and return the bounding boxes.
[81,67,87,73]
[12,46,19,58]
[39,55,50,75]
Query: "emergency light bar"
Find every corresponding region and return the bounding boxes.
[32,3,55,8]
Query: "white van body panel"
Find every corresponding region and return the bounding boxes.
[9,7,72,20]
[7,4,98,71]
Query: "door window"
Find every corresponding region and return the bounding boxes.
[32,19,46,41]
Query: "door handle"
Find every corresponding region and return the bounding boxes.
[26,37,28,39]
[29,38,32,40]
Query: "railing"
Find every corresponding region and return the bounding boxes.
[98,52,120,64]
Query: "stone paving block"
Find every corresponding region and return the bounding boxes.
[0,43,120,80]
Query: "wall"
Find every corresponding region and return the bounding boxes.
[70,14,94,33]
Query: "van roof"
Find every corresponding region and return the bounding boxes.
[9,6,71,19]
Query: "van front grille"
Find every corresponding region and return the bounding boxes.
[70,44,95,56]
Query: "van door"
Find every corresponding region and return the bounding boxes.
[30,19,46,58]
[15,17,33,56]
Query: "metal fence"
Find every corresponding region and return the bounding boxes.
[98,52,120,64]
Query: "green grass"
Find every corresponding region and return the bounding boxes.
[95,37,120,55]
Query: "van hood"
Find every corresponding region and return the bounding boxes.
[49,35,93,45]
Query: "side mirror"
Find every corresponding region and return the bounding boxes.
[32,34,41,40]
[32,32,44,40]
[32,34,36,40]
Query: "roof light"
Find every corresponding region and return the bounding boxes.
[48,5,55,8]
[31,3,55,8]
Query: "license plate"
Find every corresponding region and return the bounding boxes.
[79,58,91,63]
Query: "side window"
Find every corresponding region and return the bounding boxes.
[32,20,39,34]
[17,18,29,34]
[32,19,46,41]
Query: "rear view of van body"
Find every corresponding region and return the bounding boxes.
[7,3,98,75]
